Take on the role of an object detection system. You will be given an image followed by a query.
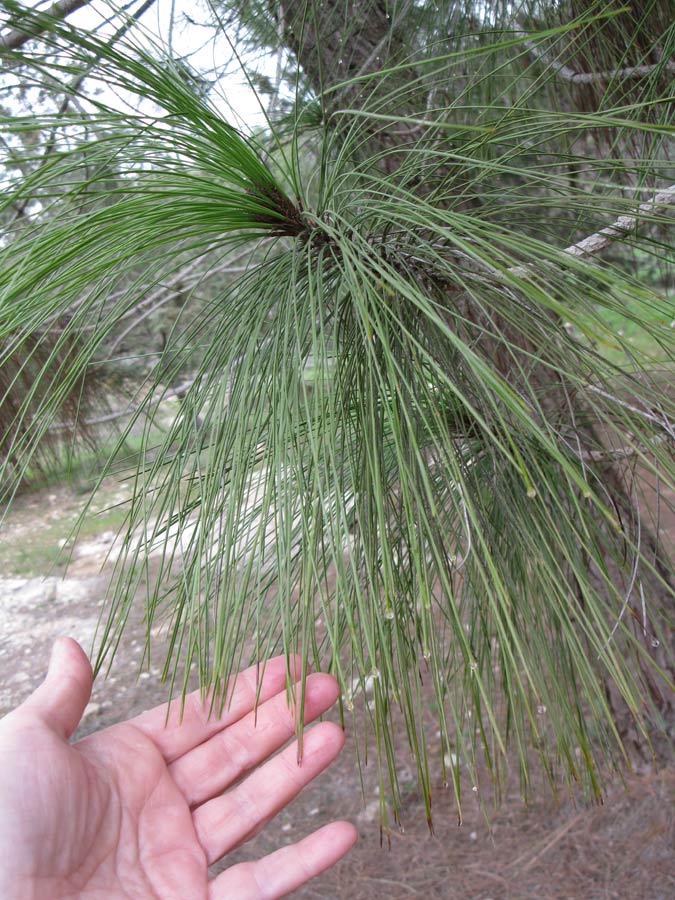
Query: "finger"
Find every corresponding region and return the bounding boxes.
[208,821,358,900]
[20,637,92,739]
[194,721,345,865]
[130,655,303,762]
[170,672,340,807]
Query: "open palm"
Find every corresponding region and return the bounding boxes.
[0,638,356,899]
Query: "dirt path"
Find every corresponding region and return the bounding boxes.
[1,479,673,899]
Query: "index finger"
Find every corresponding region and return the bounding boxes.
[129,654,304,762]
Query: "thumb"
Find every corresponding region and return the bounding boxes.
[22,637,93,739]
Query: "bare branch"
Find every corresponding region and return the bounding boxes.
[519,31,675,84]
[36,240,263,335]
[38,0,158,161]
[508,184,675,278]
[571,435,668,462]
[562,184,675,259]
[47,377,198,433]
[267,5,285,115]
[0,0,91,51]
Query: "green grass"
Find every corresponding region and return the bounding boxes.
[0,401,191,577]
[0,490,131,577]
[590,291,675,364]
[0,429,150,577]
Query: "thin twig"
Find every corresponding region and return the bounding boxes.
[506,811,584,871]
[47,335,276,432]
[520,32,675,84]
[46,376,196,432]
[104,260,252,353]
[37,242,262,334]
[8,0,157,223]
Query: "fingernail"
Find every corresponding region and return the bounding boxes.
[48,637,69,672]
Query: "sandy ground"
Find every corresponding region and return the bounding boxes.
[1,480,674,900]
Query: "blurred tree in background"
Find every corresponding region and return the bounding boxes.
[1,0,674,826]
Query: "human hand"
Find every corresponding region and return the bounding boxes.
[0,637,356,899]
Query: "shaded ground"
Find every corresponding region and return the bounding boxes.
[1,478,674,900]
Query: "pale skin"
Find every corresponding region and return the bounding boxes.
[0,637,357,899]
